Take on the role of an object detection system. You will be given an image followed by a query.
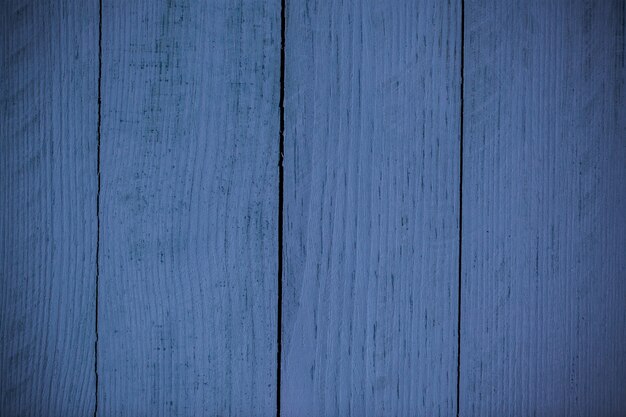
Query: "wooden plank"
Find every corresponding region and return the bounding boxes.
[0,1,98,415]
[282,0,461,415]
[98,0,280,415]
[461,1,626,415]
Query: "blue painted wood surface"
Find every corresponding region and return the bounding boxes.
[461,1,626,415]
[0,1,98,415]
[1,0,625,416]
[282,0,461,415]
[98,0,280,415]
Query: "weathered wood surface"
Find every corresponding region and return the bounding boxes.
[0,1,98,416]
[282,0,462,415]
[98,0,280,415]
[461,1,626,415]
[2,0,626,415]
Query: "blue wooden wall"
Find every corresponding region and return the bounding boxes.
[1,0,624,416]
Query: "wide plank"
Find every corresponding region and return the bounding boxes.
[0,1,98,415]
[98,1,280,415]
[282,0,462,415]
[461,1,626,415]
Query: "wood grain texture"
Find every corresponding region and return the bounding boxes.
[98,0,279,415]
[0,1,98,416]
[282,0,461,415]
[461,1,626,415]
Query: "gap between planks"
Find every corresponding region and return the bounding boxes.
[277,0,287,416]
[456,0,465,416]
[94,0,103,416]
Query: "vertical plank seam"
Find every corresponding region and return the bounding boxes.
[456,0,465,416]
[277,0,286,415]
[94,0,103,415]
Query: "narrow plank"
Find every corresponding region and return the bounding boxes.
[282,0,461,415]
[98,0,280,415]
[0,1,98,415]
[461,1,626,415]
